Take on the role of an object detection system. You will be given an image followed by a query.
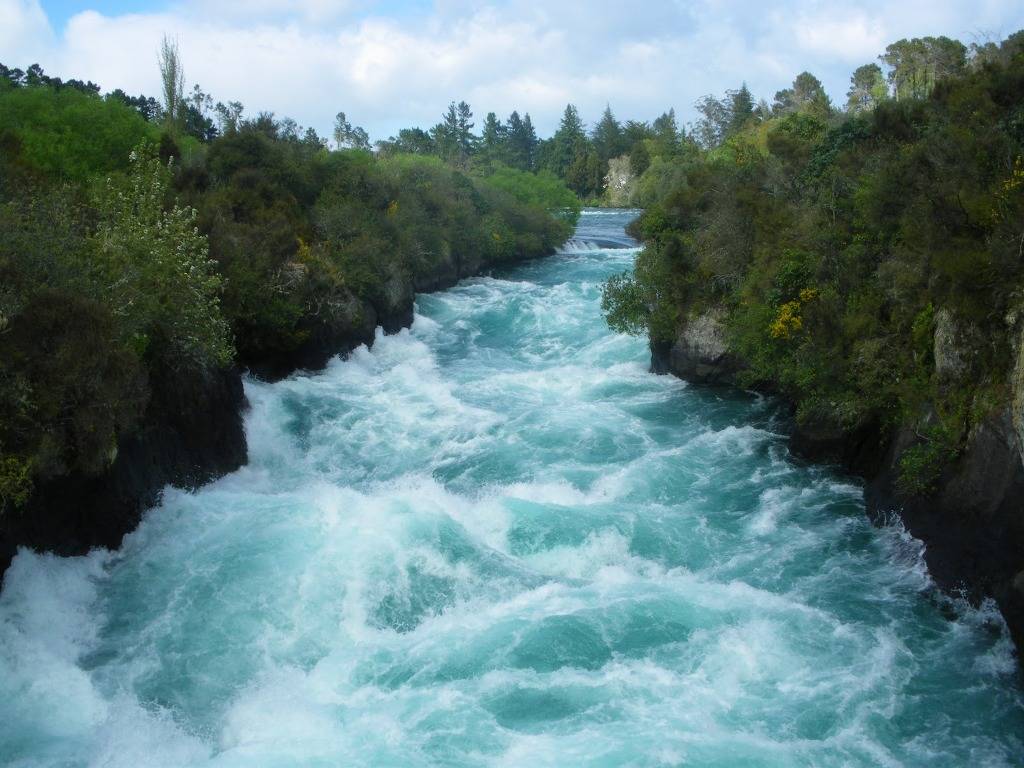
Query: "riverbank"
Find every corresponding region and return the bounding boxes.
[652,323,1024,658]
[3,209,1020,766]
[0,240,564,580]
[1,75,578,579]
[599,36,1024,661]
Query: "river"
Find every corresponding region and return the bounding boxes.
[1,209,1021,766]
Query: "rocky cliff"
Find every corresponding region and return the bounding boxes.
[650,308,741,385]
[0,245,557,578]
[0,361,247,574]
[655,306,1024,655]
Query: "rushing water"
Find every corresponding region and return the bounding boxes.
[2,210,1022,767]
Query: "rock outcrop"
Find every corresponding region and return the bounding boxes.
[864,407,1024,651]
[0,361,247,574]
[652,301,1024,657]
[1010,307,1024,472]
[651,308,741,385]
[0,241,560,580]
[933,307,983,390]
[246,287,379,382]
[603,155,637,208]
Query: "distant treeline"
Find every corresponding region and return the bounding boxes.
[2,34,1009,207]
[365,34,1024,202]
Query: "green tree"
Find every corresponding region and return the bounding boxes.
[592,104,626,163]
[881,37,967,101]
[333,111,370,150]
[602,272,648,335]
[157,35,185,131]
[651,109,680,156]
[432,101,476,165]
[728,83,755,135]
[377,127,435,156]
[109,88,162,121]
[544,104,588,177]
[694,93,731,148]
[773,71,831,119]
[846,63,888,113]
[456,101,475,155]
[214,100,244,134]
[521,114,538,166]
[185,84,217,141]
[92,144,231,369]
[565,147,605,198]
[505,110,537,170]
[480,111,506,163]
[630,139,651,176]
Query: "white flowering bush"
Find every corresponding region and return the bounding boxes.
[92,143,232,368]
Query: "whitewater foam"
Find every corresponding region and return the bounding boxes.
[1,209,1021,767]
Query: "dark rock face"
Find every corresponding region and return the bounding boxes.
[0,361,247,575]
[378,267,418,334]
[651,304,1024,658]
[0,243,560,583]
[789,413,889,481]
[864,409,1024,652]
[245,292,379,382]
[413,245,463,294]
[653,309,741,385]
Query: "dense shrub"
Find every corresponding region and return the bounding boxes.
[0,85,156,180]
[603,31,1024,493]
[0,78,574,514]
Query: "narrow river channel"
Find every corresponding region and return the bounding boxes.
[2,209,1021,767]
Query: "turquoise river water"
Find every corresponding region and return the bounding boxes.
[1,210,1022,766]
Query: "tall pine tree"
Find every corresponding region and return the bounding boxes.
[591,104,626,163]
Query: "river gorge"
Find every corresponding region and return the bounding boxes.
[1,210,1021,766]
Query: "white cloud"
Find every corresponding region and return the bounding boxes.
[793,12,887,61]
[0,0,54,65]
[7,0,1024,140]
[179,0,362,24]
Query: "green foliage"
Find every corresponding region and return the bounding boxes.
[609,29,1024,499]
[1,291,147,481]
[630,140,651,177]
[768,250,814,305]
[910,303,936,366]
[0,85,156,180]
[633,156,692,208]
[601,272,648,335]
[93,144,232,369]
[847,64,889,113]
[0,170,147,496]
[0,454,33,514]
[592,105,627,163]
[481,165,580,225]
[881,37,967,101]
[773,71,832,119]
[897,424,961,496]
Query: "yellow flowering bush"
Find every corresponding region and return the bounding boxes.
[769,287,819,339]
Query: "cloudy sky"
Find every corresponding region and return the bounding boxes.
[3,0,1024,140]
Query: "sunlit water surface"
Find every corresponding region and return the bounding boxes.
[2,210,1022,767]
